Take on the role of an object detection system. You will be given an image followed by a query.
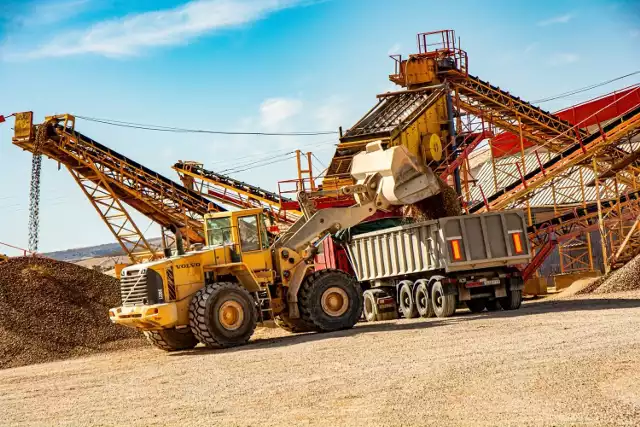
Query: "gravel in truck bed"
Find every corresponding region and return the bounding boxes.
[0,257,141,369]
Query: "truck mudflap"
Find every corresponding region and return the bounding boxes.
[509,276,524,291]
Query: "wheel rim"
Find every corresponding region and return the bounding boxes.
[321,287,349,317]
[402,292,411,308]
[365,296,373,315]
[416,290,426,310]
[219,300,244,330]
[434,288,443,309]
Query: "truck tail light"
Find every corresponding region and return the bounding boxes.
[450,239,463,261]
[511,232,524,254]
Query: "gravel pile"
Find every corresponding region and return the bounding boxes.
[402,178,461,221]
[0,257,141,369]
[575,253,640,295]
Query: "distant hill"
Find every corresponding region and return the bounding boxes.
[45,238,163,262]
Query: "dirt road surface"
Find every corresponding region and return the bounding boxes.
[2,292,640,426]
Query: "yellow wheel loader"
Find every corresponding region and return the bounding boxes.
[109,142,441,350]
[0,254,8,263]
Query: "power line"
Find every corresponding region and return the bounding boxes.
[532,71,640,104]
[226,154,298,175]
[75,115,339,136]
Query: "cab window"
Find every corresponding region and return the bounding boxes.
[238,215,260,252]
[259,214,270,249]
[206,217,233,247]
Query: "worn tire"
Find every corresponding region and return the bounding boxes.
[399,281,418,319]
[485,299,501,312]
[466,299,487,313]
[273,314,316,333]
[298,269,363,332]
[143,328,198,351]
[499,289,522,311]
[431,281,456,318]
[189,282,257,348]
[363,290,379,322]
[414,281,431,318]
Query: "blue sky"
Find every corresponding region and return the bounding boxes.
[0,0,639,253]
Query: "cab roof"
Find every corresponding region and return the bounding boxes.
[204,207,265,220]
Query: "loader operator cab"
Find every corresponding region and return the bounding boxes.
[204,208,271,268]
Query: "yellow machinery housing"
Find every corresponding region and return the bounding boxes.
[109,142,441,351]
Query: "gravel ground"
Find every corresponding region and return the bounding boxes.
[1,292,640,427]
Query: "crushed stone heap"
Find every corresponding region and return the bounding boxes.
[0,257,140,369]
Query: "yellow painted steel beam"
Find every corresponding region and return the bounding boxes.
[480,113,640,212]
[12,114,209,254]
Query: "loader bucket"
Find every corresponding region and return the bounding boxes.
[350,141,441,207]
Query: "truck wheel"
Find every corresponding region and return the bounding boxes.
[466,299,487,313]
[431,281,456,318]
[414,281,430,318]
[363,290,379,322]
[485,299,501,311]
[298,269,363,332]
[273,315,316,333]
[143,328,198,351]
[399,281,418,319]
[189,282,257,348]
[499,289,522,311]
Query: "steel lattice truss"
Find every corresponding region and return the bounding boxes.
[12,114,213,262]
[173,161,301,226]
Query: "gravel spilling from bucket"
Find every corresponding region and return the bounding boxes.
[0,257,141,369]
[402,178,461,221]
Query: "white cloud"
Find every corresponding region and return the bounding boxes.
[314,95,349,130]
[537,13,573,26]
[631,29,640,38]
[9,0,303,60]
[15,0,92,27]
[259,98,303,129]
[548,52,579,66]
[524,42,538,54]
[387,42,401,55]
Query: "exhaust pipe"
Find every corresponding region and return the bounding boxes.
[168,225,186,256]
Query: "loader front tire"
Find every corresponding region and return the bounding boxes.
[189,282,257,348]
[143,328,198,351]
[299,269,363,332]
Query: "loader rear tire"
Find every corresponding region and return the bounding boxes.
[273,315,316,333]
[399,281,418,319]
[431,281,456,318]
[466,299,487,313]
[414,281,431,318]
[499,289,522,311]
[299,269,363,332]
[189,282,257,348]
[143,328,198,351]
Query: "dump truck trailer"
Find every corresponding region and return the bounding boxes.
[345,210,531,320]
